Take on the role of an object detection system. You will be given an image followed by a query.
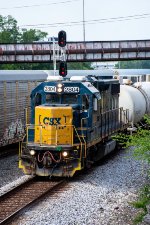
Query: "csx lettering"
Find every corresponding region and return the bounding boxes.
[43,117,61,125]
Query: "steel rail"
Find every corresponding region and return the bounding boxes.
[0,177,66,225]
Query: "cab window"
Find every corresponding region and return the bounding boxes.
[62,94,78,104]
[35,93,42,106]
[82,95,89,109]
[46,94,60,104]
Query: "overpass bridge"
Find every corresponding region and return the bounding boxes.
[0,39,150,63]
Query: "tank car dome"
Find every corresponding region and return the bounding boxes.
[119,85,146,123]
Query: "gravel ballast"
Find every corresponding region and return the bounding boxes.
[1,148,149,225]
[0,155,24,188]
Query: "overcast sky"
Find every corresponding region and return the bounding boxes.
[1,0,150,41]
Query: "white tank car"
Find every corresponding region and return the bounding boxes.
[133,82,150,115]
[119,85,146,123]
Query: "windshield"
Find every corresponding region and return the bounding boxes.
[46,94,60,104]
[62,94,78,104]
[46,94,78,104]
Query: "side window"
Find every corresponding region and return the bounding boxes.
[82,95,89,110]
[35,93,42,106]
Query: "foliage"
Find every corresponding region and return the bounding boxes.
[0,15,48,44]
[112,132,130,149]
[114,115,150,164]
[116,60,150,69]
[67,62,92,70]
[0,15,20,43]
[113,115,150,224]
[131,185,150,224]
[0,15,49,69]
[0,63,54,70]
[20,29,47,43]
[125,115,150,164]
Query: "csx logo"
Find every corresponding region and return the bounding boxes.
[43,117,61,125]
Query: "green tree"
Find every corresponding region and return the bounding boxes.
[67,62,92,70]
[116,60,150,69]
[20,28,47,43]
[0,15,20,43]
[0,15,49,69]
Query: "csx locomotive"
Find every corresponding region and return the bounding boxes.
[19,74,129,177]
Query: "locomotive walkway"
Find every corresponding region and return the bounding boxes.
[0,39,150,63]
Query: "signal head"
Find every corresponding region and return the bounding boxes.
[59,61,67,77]
[58,30,66,47]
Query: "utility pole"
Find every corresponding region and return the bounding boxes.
[83,0,85,42]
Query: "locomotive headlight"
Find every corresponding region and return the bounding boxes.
[57,87,62,93]
[57,83,63,88]
[30,149,35,156]
[62,151,68,157]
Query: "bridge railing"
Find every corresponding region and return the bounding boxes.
[0,39,150,62]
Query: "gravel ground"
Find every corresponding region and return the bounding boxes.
[0,148,149,225]
[0,151,147,225]
[0,155,32,196]
[0,155,24,188]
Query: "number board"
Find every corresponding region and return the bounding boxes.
[64,87,79,93]
[44,86,79,93]
[44,86,56,92]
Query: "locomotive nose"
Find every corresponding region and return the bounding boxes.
[34,106,73,145]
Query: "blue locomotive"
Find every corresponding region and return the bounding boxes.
[19,74,129,177]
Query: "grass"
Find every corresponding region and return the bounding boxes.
[131,185,150,224]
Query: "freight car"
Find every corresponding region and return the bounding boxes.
[19,73,130,177]
[119,81,150,123]
[0,70,49,147]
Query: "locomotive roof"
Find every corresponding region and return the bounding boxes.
[0,69,114,81]
[0,69,150,82]
[113,69,150,76]
[0,70,49,81]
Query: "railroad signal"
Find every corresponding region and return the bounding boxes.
[58,30,66,47]
[59,61,67,77]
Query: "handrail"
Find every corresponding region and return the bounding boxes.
[26,124,86,145]
[19,141,21,158]
[80,117,88,158]
[25,124,87,161]
[55,124,87,159]
[26,124,43,145]
[91,107,130,139]
[73,125,86,159]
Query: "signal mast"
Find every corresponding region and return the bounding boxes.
[53,30,67,77]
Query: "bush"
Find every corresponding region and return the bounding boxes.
[113,114,150,224]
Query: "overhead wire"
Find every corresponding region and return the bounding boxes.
[1,1,149,30]
[0,0,80,10]
[19,13,150,29]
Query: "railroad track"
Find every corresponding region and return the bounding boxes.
[0,177,66,225]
